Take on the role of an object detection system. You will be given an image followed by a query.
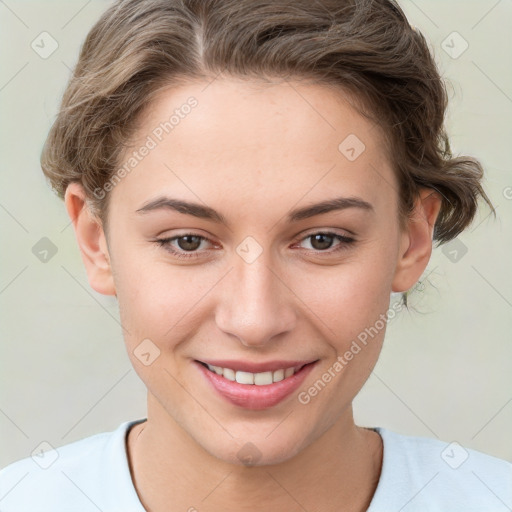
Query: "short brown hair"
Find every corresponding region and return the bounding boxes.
[41,0,494,243]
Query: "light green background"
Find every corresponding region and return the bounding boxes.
[1,0,511,468]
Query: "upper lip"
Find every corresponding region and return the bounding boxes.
[196,359,318,373]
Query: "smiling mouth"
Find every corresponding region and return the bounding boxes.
[195,359,319,410]
[196,360,315,386]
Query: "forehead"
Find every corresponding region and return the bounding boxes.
[111,78,397,217]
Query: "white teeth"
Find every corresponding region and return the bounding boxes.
[272,369,284,382]
[284,367,295,378]
[204,363,299,385]
[254,371,273,385]
[223,368,236,381]
[236,371,254,385]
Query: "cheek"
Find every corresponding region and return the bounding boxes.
[291,254,394,425]
[113,251,221,349]
[291,247,397,345]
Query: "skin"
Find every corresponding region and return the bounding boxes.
[65,78,441,512]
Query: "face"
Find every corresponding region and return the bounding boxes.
[68,78,439,466]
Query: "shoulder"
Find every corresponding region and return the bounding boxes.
[368,427,512,512]
[0,419,146,512]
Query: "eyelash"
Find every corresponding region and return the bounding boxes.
[154,231,356,260]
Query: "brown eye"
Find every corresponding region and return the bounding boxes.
[309,233,336,251]
[175,235,203,252]
[155,233,214,260]
[297,231,355,254]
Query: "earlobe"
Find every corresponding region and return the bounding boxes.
[64,183,116,296]
[392,188,442,293]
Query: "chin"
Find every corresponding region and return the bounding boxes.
[198,428,310,467]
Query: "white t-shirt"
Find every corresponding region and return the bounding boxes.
[1,418,510,511]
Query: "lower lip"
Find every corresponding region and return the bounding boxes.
[195,361,317,410]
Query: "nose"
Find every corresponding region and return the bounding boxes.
[215,252,297,348]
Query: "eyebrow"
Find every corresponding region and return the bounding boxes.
[135,195,374,224]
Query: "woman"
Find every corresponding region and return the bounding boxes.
[1,0,510,510]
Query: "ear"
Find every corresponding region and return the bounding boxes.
[64,182,116,296]
[392,188,442,292]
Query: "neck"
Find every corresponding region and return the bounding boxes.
[127,395,382,512]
